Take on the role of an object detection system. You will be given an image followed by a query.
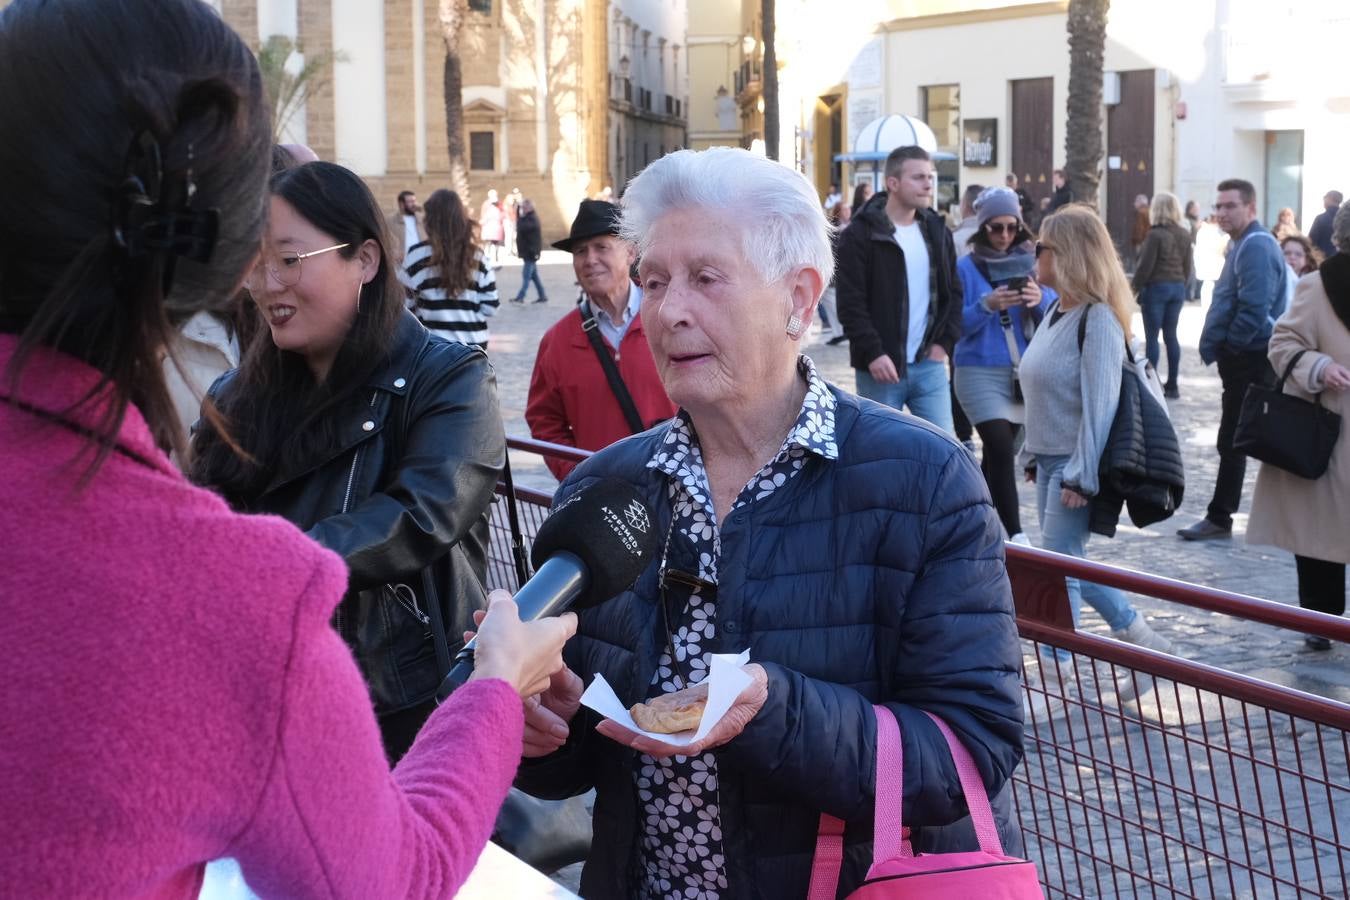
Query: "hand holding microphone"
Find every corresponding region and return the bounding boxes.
[467,593,577,699]
[439,477,660,701]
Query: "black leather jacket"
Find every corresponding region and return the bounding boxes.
[206,311,505,713]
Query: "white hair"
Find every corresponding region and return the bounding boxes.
[619,147,834,287]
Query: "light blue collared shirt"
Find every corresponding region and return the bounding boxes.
[585,281,642,349]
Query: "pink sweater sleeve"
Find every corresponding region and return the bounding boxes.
[228,556,524,899]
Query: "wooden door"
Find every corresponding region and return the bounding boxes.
[1011,78,1054,210]
[1106,69,1155,260]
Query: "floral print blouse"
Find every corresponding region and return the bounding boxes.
[634,356,838,899]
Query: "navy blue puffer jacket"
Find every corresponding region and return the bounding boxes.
[516,387,1024,899]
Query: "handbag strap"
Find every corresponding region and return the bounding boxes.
[808,707,1005,897]
[1275,349,1309,393]
[579,298,646,435]
[499,449,532,587]
[999,309,1024,370]
[920,711,1005,856]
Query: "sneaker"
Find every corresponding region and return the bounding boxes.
[533,297,549,304]
[1177,519,1231,541]
[1305,635,1333,651]
[1008,532,1030,546]
[1114,615,1174,655]
[826,335,848,346]
[1163,384,1180,399]
[509,296,525,304]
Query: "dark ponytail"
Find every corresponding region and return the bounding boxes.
[0,0,270,474]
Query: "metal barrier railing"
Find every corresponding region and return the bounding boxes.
[493,436,1350,898]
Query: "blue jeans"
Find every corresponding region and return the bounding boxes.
[855,357,955,434]
[1035,453,1138,634]
[514,259,547,301]
[1139,281,1184,386]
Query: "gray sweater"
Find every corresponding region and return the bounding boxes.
[1019,301,1124,496]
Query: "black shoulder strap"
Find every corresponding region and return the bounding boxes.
[500,448,532,587]
[580,298,646,435]
[1077,301,1137,361]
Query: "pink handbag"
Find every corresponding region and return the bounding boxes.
[807,705,1041,899]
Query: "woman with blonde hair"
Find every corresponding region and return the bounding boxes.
[1132,190,1193,398]
[1020,204,1173,653]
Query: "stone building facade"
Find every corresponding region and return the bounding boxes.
[213,0,687,241]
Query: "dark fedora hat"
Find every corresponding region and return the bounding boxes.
[551,199,623,252]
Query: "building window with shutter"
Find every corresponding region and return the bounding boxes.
[469,131,495,171]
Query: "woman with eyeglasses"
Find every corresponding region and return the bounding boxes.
[1018,205,1173,654]
[1,1,573,896]
[951,187,1051,543]
[192,161,508,763]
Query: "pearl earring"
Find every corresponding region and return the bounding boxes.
[786,314,804,338]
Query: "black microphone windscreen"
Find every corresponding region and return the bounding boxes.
[530,477,659,609]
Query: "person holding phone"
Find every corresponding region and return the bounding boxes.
[951,187,1051,543]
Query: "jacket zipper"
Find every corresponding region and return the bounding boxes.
[389,583,431,630]
[340,391,380,514]
[335,391,379,637]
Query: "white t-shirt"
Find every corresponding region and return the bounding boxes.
[403,214,420,251]
[893,221,931,363]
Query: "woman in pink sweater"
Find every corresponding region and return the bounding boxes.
[0,1,573,896]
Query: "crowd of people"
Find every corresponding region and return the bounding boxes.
[2,1,1347,898]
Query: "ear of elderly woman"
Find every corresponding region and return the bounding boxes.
[514,149,1022,899]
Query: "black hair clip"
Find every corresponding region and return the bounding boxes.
[111,131,220,292]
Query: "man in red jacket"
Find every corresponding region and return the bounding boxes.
[526,200,676,480]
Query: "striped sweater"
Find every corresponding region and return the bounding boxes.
[399,243,499,347]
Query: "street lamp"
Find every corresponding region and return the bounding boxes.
[741,34,756,55]
[618,55,630,78]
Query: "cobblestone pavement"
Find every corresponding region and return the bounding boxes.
[490,259,1347,896]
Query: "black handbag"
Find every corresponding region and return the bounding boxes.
[1233,349,1341,479]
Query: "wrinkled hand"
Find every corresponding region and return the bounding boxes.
[868,354,900,384]
[522,666,585,758]
[1060,487,1088,509]
[595,664,769,759]
[1323,362,1350,392]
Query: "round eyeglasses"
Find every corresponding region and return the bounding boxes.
[244,242,349,293]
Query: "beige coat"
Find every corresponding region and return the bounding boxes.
[163,311,239,471]
[1247,272,1350,564]
[385,210,426,265]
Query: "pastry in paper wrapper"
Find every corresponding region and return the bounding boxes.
[629,682,708,734]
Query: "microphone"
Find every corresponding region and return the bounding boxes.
[437,477,659,699]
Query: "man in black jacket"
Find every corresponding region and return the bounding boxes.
[836,145,962,432]
[510,198,548,303]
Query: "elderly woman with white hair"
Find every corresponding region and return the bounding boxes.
[1249,200,1350,650]
[514,148,1023,899]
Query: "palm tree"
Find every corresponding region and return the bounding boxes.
[439,0,471,201]
[255,35,345,142]
[1063,0,1109,209]
[761,0,778,161]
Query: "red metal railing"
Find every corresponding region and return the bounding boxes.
[492,436,1350,898]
